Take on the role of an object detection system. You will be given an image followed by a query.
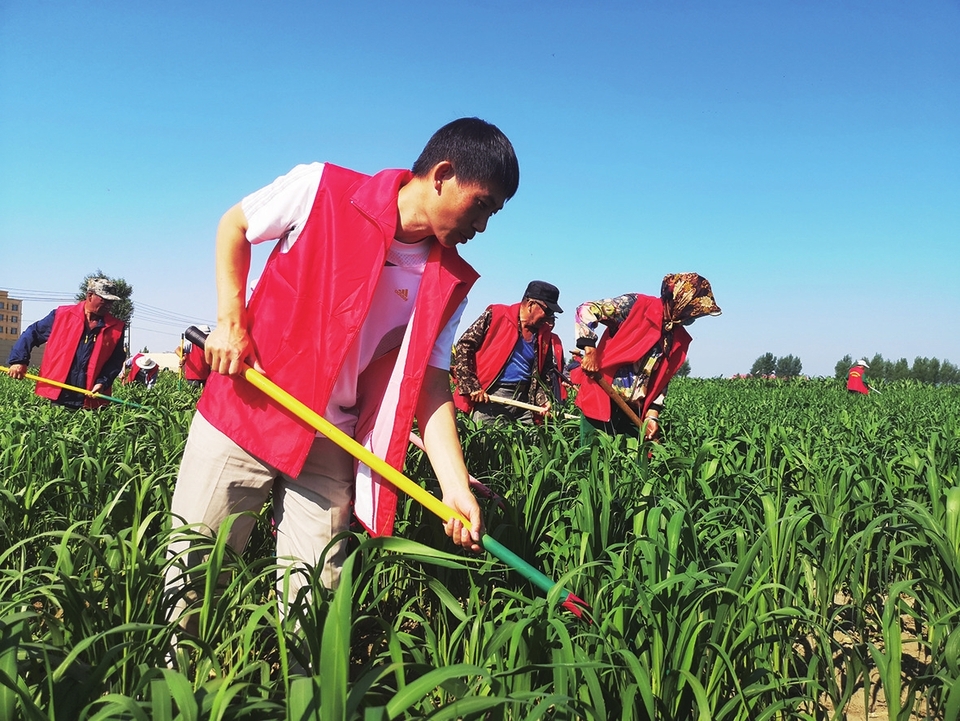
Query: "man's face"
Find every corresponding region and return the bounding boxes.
[85,293,114,316]
[521,298,554,331]
[430,177,506,249]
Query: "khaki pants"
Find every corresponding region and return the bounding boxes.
[165,411,354,625]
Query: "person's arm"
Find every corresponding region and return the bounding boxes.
[643,391,666,441]
[6,311,56,378]
[575,294,638,374]
[451,308,492,403]
[205,203,257,376]
[416,365,483,552]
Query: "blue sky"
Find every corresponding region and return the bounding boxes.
[2,1,957,377]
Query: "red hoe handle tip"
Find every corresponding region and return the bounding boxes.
[561,593,591,621]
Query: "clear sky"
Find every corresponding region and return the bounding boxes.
[2,1,957,378]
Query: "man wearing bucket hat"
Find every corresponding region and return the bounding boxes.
[847,359,871,395]
[123,352,160,389]
[5,277,126,409]
[178,324,212,388]
[452,280,562,423]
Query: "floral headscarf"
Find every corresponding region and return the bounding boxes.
[660,273,721,332]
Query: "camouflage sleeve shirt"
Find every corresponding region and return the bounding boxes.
[452,308,493,396]
[452,308,552,407]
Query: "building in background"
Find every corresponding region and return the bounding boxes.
[0,290,30,366]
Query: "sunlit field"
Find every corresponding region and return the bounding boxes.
[1,372,958,720]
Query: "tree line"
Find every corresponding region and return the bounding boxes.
[748,352,803,378]
[740,352,958,385]
[834,354,960,385]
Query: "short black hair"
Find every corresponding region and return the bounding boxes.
[412,117,519,200]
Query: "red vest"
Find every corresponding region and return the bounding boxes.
[198,164,478,535]
[453,302,552,412]
[847,366,869,394]
[549,332,567,400]
[182,343,210,382]
[38,302,125,409]
[572,295,691,422]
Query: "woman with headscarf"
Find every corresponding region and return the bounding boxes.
[571,273,721,443]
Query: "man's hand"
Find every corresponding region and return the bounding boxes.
[205,324,261,376]
[6,363,27,380]
[441,488,484,553]
[469,389,490,404]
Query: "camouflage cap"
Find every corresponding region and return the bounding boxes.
[87,278,120,301]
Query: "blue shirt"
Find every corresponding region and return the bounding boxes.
[500,336,536,383]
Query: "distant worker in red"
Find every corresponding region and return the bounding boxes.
[123,353,159,388]
[847,359,870,395]
[179,325,212,388]
[5,277,126,409]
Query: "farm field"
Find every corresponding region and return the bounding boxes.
[0,373,958,720]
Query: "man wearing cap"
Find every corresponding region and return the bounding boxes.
[452,280,562,423]
[5,278,126,409]
[847,359,870,395]
[178,325,212,388]
[123,352,160,389]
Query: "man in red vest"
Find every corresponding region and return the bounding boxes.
[178,325,211,388]
[166,118,519,623]
[452,280,562,423]
[6,278,126,409]
[123,353,159,388]
[847,359,870,394]
[572,273,721,444]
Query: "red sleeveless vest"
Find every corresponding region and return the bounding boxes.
[549,332,566,400]
[38,302,124,408]
[847,366,869,394]
[182,343,210,382]
[573,295,691,422]
[198,165,478,534]
[453,302,551,412]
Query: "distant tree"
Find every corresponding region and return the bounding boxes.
[835,352,959,385]
[835,355,854,381]
[676,360,691,378]
[75,269,134,324]
[941,360,959,385]
[775,354,802,378]
[912,356,941,385]
[750,352,777,377]
[891,358,910,381]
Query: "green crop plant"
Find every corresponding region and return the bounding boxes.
[0,373,959,718]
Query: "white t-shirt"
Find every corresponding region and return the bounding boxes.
[241,163,466,434]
